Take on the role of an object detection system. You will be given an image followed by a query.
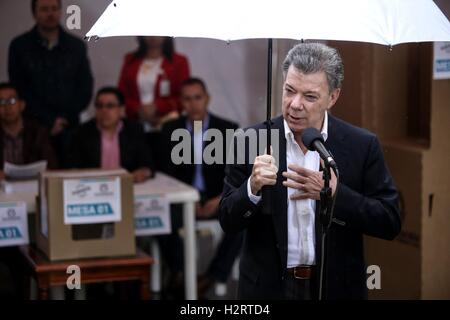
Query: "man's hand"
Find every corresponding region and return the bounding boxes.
[250,154,278,195]
[197,196,220,219]
[51,117,68,136]
[282,163,336,200]
[132,168,152,183]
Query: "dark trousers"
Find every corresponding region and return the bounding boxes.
[283,272,312,300]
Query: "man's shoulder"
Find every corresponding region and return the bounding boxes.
[329,114,377,142]
[161,116,186,133]
[9,28,35,49]
[77,119,97,132]
[208,113,238,130]
[60,28,87,50]
[23,118,49,135]
[121,119,145,135]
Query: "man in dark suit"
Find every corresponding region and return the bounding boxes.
[67,86,154,182]
[160,78,242,298]
[8,0,93,164]
[219,43,401,300]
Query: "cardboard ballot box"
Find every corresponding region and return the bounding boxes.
[36,169,136,261]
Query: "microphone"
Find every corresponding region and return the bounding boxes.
[301,127,337,170]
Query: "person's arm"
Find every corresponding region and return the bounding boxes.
[133,123,155,177]
[8,39,23,94]
[333,136,401,240]
[38,127,59,169]
[65,127,83,168]
[219,132,277,234]
[63,42,93,125]
[118,54,139,120]
[159,123,176,177]
[154,55,190,115]
[8,40,53,127]
[219,162,260,234]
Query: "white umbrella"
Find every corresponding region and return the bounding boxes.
[86,0,450,141]
[86,0,450,45]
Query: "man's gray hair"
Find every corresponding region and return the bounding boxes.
[282,42,344,92]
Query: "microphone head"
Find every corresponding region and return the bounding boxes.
[301,127,324,151]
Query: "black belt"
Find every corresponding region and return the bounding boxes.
[286,265,314,280]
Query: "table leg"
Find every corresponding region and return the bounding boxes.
[38,286,50,300]
[140,278,151,300]
[183,201,197,300]
[150,238,161,293]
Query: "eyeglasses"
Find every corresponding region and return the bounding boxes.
[95,103,121,109]
[0,97,19,107]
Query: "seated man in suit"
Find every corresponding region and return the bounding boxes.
[0,82,57,298]
[160,78,242,298]
[67,86,154,181]
[0,82,58,179]
[66,86,155,297]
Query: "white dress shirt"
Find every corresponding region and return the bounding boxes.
[247,112,329,267]
[137,57,163,105]
[186,115,210,193]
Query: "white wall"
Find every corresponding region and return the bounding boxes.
[0,0,271,127]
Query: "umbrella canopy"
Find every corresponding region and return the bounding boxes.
[86,0,450,45]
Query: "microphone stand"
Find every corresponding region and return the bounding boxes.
[317,163,338,300]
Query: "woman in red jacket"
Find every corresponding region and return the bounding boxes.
[118,36,190,129]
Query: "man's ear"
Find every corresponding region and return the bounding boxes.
[327,88,341,110]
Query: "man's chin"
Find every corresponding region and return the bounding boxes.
[40,23,59,32]
[287,119,307,132]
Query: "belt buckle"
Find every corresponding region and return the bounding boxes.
[293,266,310,280]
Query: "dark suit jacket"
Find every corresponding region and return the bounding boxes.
[219,115,401,300]
[161,113,238,200]
[67,119,154,173]
[0,119,58,169]
[8,26,93,128]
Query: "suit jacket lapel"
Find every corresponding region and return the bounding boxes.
[324,115,349,179]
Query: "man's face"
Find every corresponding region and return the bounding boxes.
[282,65,340,136]
[180,84,209,122]
[34,0,61,31]
[0,88,25,125]
[95,93,124,130]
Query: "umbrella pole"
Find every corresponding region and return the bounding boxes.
[266,38,273,135]
[261,38,273,215]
